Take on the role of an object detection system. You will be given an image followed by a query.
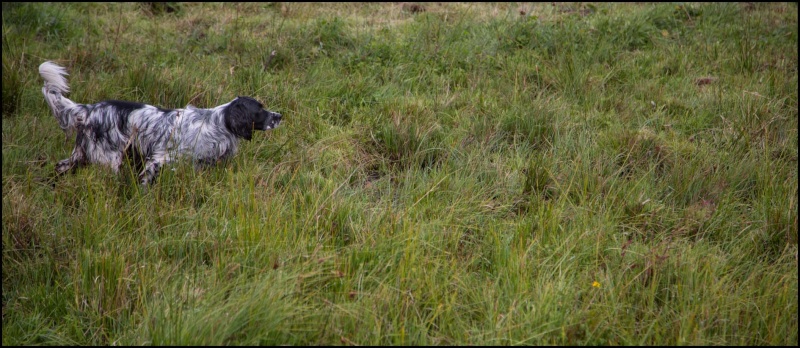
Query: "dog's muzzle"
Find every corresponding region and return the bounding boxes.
[264,111,282,130]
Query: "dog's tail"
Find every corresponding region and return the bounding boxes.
[39,61,84,132]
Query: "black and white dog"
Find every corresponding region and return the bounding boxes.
[39,61,282,185]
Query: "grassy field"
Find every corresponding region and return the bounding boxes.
[2,2,797,345]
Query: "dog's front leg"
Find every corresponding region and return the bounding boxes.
[138,152,168,186]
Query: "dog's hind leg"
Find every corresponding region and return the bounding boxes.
[55,147,86,176]
[55,131,89,176]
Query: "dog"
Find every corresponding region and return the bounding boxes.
[39,61,282,186]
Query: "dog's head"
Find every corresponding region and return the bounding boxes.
[224,96,282,140]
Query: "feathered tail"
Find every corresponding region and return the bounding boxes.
[39,61,84,132]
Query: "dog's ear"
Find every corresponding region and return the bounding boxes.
[224,97,255,140]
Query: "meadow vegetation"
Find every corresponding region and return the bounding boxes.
[2,2,797,345]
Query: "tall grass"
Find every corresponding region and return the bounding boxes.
[3,2,797,345]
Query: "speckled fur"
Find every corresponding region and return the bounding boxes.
[39,61,282,185]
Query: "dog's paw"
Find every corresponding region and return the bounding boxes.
[138,181,150,194]
[55,159,73,175]
[138,173,150,186]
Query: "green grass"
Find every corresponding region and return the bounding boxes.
[2,2,797,345]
